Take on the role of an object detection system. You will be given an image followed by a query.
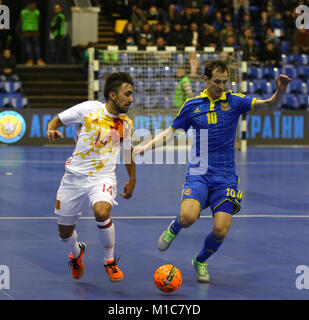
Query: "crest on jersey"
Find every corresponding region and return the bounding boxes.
[220,102,231,111]
[184,188,192,196]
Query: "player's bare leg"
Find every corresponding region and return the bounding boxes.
[58,224,87,279]
[93,201,123,281]
[158,199,200,251]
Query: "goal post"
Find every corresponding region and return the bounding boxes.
[88,46,247,151]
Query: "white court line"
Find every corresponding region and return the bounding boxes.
[0,215,309,220]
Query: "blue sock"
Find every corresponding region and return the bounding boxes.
[196,232,224,262]
[170,217,182,235]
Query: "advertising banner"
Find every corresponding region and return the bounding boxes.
[0,108,308,146]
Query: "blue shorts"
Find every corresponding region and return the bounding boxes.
[181,174,242,215]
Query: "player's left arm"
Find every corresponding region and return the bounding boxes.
[120,148,136,199]
[254,74,292,112]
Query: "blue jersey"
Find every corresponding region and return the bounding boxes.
[171,89,256,176]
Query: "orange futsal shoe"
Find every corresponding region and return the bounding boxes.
[104,257,123,282]
[68,242,87,279]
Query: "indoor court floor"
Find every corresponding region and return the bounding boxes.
[0,146,309,300]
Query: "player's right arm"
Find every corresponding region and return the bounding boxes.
[47,117,64,142]
[133,127,175,156]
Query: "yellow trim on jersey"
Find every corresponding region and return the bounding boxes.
[251,97,257,112]
[213,198,241,214]
[169,125,186,135]
[231,93,246,98]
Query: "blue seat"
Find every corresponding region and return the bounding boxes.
[295,54,309,65]
[265,67,282,79]
[12,97,29,108]
[1,81,22,94]
[280,41,290,54]
[298,94,309,109]
[247,81,259,94]
[248,66,265,79]
[289,79,304,93]
[281,54,294,65]
[298,66,309,79]
[260,80,276,94]
[281,94,300,109]
[282,65,298,79]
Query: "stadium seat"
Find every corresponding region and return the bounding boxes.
[281,54,294,65]
[265,67,282,80]
[282,65,298,79]
[260,80,276,94]
[295,54,309,65]
[280,41,290,54]
[2,81,22,94]
[298,66,309,80]
[281,94,300,109]
[248,66,265,79]
[298,94,309,109]
[289,79,304,93]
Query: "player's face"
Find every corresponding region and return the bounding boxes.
[204,69,229,100]
[112,82,134,114]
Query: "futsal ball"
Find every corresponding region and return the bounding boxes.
[154,264,182,293]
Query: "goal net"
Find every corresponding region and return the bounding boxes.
[88,47,245,150]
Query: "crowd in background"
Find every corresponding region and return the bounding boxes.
[103,0,308,68]
[0,0,308,73]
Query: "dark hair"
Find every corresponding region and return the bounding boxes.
[104,72,133,100]
[204,60,229,79]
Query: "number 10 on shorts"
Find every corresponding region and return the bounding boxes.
[102,184,113,195]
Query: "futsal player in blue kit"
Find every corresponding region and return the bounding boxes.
[133,60,291,283]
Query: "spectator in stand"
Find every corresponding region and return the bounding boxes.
[271,12,285,35]
[20,2,45,66]
[49,4,67,64]
[214,0,233,17]
[166,4,181,26]
[186,22,202,48]
[196,3,213,28]
[119,22,137,48]
[220,24,236,46]
[233,0,249,29]
[138,23,155,46]
[239,13,252,33]
[242,37,260,64]
[239,27,255,48]
[167,23,185,50]
[225,35,240,50]
[256,11,271,42]
[130,5,148,32]
[138,35,148,50]
[0,49,19,82]
[260,40,281,67]
[283,9,296,45]
[156,36,167,50]
[200,25,220,49]
[153,23,167,43]
[212,11,225,32]
[223,13,234,28]
[292,27,309,55]
[180,7,195,32]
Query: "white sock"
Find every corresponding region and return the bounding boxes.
[60,230,81,258]
[96,218,115,264]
